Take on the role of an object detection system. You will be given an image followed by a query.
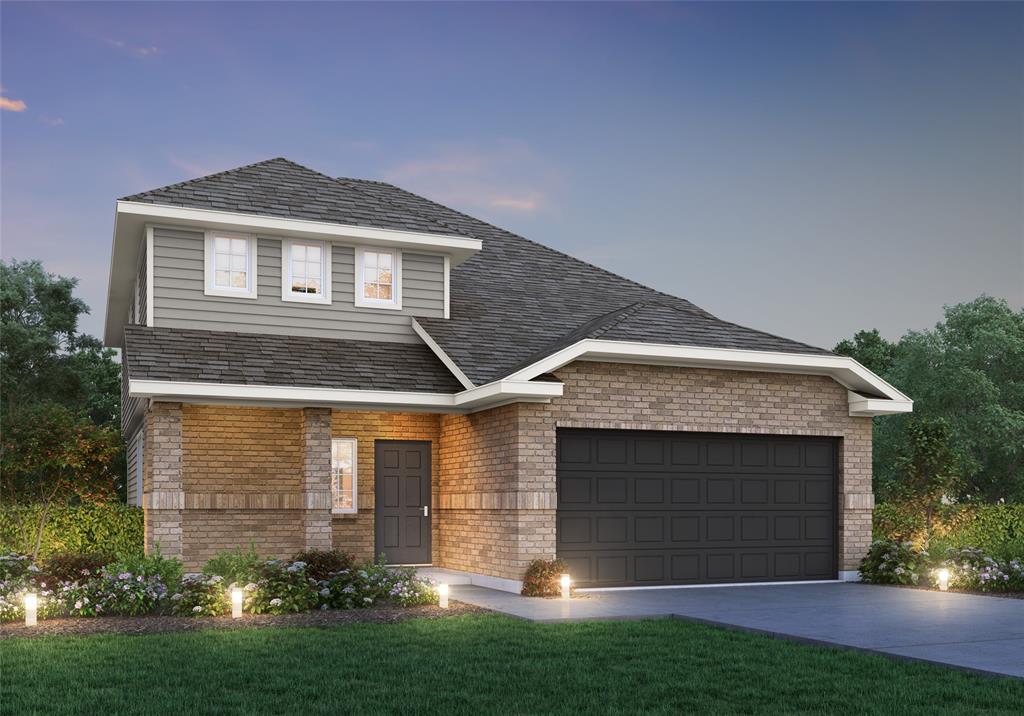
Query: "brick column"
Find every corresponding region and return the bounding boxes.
[302,407,333,551]
[838,425,875,575]
[144,402,183,559]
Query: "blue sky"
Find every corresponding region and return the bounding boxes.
[2,1,1021,347]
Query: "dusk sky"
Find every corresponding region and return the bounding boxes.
[2,1,1021,349]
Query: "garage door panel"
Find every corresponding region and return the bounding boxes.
[557,430,837,587]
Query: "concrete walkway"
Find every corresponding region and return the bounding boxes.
[450,582,1024,678]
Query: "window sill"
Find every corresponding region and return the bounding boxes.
[204,287,258,300]
[282,292,331,305]
[353,298,403,311]
[332,509,358,517]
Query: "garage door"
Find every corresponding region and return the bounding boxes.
[556,429,837,587]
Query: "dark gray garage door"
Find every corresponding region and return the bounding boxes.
[557,429,837,587]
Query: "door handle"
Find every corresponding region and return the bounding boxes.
[423,505,429,517]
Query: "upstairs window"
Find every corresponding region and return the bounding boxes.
[204,232,257,299]
[354,247,402,309]
[331,438,358,514]
[282,239,331,304]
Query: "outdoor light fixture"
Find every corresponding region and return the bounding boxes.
[231,587,244,618]
[560,574,572,600]
[438,583,449,609]
[24,592,37,627]
[936,568,950,592]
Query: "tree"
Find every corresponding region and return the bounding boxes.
[888,418,960,547]
[834,329,897,376]
[0,260,126,536]
[836,296,1024,503]
[1,402,122,557]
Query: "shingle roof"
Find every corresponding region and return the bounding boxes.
[123,326,465,393]
[121,158,471,238]
[336,177,830,386]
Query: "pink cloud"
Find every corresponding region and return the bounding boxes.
[105,38,160,58]
[0,97,27,112]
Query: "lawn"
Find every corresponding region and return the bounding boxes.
[3,615,1022,715]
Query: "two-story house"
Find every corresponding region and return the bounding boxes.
[106,158,911,591]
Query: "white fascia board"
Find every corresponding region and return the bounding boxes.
[116,201,481,256]
[849,393,913,417]
[128,378,562,412]
[503,339,912,417]
[412,319,476,390]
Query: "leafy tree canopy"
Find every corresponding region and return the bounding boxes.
[836,296,1024,503]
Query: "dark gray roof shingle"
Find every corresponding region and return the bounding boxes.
[123,326,465,393]
[121,158,472,238]
[336,177,830,386]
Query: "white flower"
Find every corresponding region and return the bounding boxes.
[270,598,282,606]
[192,605,202,613]
[170,593,183,601]
[74,600,83,609]
[319,588,330,597]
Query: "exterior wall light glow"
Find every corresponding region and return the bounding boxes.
[936,568,950,592]
[231,587,244,618]
[438,583,449,609]
[24,592,38,626]
[560,574,572,600]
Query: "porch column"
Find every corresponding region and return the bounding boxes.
[302,407,333,550]
[144,401,184,559]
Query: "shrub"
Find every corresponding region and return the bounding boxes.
[941,548,1024,593]
[0,554,64,622]
[170,574,230,617]
[292,549,354,581]
[318,560,436,609]
[41,552,113,584]
[0,552,33,581]
[108,548,182,590]
[859,539,931,585]
[0,504,143,559]
[244,560,318,615]
[204,545,264,586]
[873,502,1024,558]
[521,558,571,597]
[59,568,170,617]
[384,566,438,607]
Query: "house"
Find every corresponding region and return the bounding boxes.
[105,158,911,591]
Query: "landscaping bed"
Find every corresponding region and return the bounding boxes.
[1,600,486,639]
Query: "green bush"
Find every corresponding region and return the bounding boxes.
[41,552,114,584]
[170,574,230,617]
[203,545,264,586]
[318,560,437,609]
[0,504,143,559]
[521,558,572,597]
[292,549,354,581]
[859,539,931,585]
[873,502,1024,559]
[244,559,319,615]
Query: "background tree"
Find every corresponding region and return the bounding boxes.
[835,296,1024,503]
[1,260,126,552]
[834,328,897,376]
[887,417,960,546]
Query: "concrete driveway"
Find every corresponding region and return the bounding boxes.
[450,582,1024,678]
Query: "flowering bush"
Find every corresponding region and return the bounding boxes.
[0,552,33,581]
[0,554,63,622]
[170,573,230,617]
[41,552,112,584]
[521,558,572,597]
[318,560,437,609]
[859,540,931,585]
[940,548,1024,593]
[60,568,170,617]
[244,560,318,615]
[384,566,437,607]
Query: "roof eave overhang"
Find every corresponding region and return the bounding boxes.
[128,378,562,414]
[104,201,483,346]
[497,339,912,418]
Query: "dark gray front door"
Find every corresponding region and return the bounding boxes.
[557,429,837,587]
[374,440,432,565]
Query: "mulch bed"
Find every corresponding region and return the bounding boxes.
[0,601,489,640]
[872,583,1024,600]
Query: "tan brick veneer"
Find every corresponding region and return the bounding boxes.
[437,361,873,581]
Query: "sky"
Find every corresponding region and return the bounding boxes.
[2,1,1021,349]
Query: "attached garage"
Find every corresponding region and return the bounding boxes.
[556,429,838,587]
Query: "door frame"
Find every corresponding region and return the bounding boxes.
[373,439,432,565]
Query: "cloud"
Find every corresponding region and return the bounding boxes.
[0,96,27,112]
[384,140,564,214]
[164,154,223,178]
[39,116,64,126]
[105,38,160,58]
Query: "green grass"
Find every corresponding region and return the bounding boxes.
[2,615,1022,715]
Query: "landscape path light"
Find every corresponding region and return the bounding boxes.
[438,583,449,609]
[24,592,37,627]
[936,568,950,592]
[560,574,572,600]
[231,587,244,618]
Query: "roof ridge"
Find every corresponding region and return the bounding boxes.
[120,157,290,201]
[585,301,651,339]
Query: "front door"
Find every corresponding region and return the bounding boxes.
[374,440,432,564]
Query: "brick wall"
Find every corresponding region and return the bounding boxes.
[330,411,440,561]
[437,361,873,581]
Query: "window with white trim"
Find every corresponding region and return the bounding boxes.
[331,438,357,513]
[282,239,330,304]
[204,232,257,299]
[354,247,402,309]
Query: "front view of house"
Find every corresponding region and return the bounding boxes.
[105,158,911,591]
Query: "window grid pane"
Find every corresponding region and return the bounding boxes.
[291,242,323,295]
[331,439,356,511]
[214,236,249,289]
[362,251,395,303]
